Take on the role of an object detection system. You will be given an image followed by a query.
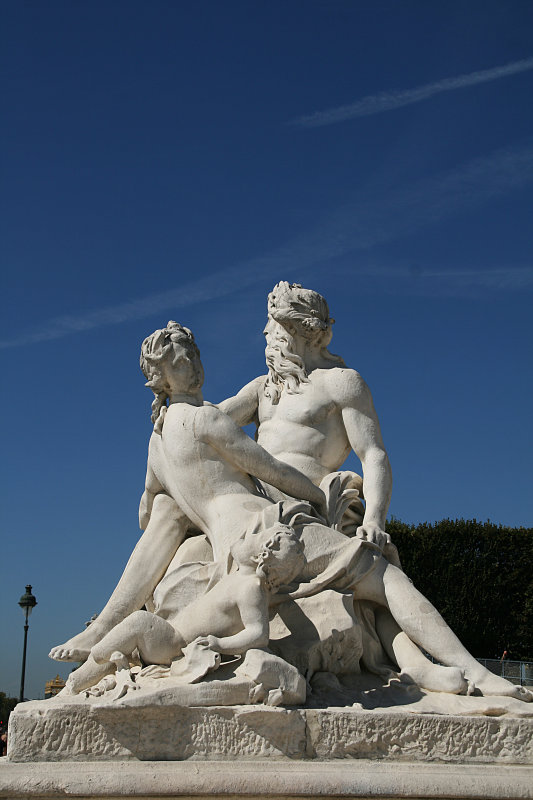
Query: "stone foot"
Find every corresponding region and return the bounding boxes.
[60,656,115,695]
[49,626,104,662]
[400,663,468,695]
[469,669,533,702]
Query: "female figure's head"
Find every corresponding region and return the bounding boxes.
[140,321,204,433]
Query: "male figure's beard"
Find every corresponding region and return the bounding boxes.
[264,342,308,404]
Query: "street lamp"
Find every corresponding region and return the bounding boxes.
[18,585,37,703]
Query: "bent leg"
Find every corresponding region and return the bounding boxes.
[59,655,115,695]
[91,610,185,667]
[374,607,468,694]
[358,558,532,701]
[60,611,184,695]
[50,494,189,662]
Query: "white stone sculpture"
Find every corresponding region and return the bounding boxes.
[60,525,306,697]
[49,284,531,705]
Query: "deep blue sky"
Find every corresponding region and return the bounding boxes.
[1,1,532,700]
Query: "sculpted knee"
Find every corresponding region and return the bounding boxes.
[151,493,177,515]
[151,494,188,529]
[126,610,149,629]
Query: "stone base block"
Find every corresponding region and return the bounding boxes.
[7,701,533,764]
[1,758,533,799]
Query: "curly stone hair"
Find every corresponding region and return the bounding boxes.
[267,281,333,338]
[264,282,344,404]
[140,321,199,434]
[253,525,306,592]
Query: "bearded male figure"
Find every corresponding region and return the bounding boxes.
[49,283,531,702]
[50,282,392,664]
[219,281,394,557]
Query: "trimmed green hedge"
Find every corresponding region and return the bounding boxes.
[0,692,17,728]
[387,519,533,661]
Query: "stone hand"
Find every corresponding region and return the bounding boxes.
[193,634,220,652]
[356,523,391,552]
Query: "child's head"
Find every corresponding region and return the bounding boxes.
[252,525,305,592]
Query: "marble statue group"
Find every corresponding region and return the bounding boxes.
[49,282,531,707]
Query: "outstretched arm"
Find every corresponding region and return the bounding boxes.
[217,377,263,427]
[197,406,326,514]
[335,370,392,546]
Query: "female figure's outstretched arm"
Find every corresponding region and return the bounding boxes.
[50,490,190,662]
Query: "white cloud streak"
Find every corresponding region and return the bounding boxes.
[0,267,278,350]
[412,267,533,289]
[335,264,533,295]
[2,143,532,350]
[289,142,533,257]
[291,57,533,128]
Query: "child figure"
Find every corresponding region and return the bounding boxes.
[60,525,305,696]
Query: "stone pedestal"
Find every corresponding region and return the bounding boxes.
[4,700,533,798]
[1,758,533,800]
[7,699,533,764]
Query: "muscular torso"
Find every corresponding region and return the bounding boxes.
[256,369,352,484]
[147,404,273,561]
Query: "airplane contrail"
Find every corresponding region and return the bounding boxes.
[291,57,533,128]
[2,143,532,349]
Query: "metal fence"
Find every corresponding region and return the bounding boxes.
[476,659,533,686]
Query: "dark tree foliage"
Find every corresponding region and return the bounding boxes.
[0,692,18,727]
[387,519,533,661]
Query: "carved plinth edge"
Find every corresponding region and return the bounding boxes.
[1,758,533,800]
[7,702,533,765]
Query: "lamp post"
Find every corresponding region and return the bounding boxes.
[18,585,37,703]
